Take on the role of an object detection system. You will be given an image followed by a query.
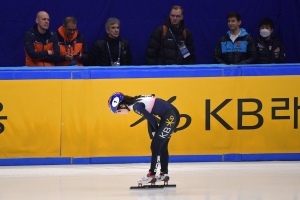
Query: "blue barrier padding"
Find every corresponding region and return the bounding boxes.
[187,64,242,77]
[241,64,300,76]
[71,70,91,79]
[72,158,91,164]
[224,153,300,162]
[89,65,241,79]
[0,70,65,80]
[169,155,222,162]
[0,67,90,80]
[224,154,242,161]
[90,155,223,164]
[1,64,300,80]
[89,67,227,79]
[0,154,300,166]
[223,67,241,76]
[241,153,300,161]
[0,157,71,166]
[91,156,151,164]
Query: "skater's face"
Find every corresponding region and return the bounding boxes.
[116,109,129,114]
[116,104,129,114]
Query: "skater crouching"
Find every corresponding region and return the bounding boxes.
[108,92,180,186]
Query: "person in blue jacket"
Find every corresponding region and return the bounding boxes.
[213,12,257,64]
[108,92,180,186]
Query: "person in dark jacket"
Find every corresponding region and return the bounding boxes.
[255,18,285,64]
[55,16,88,66]
[145,5,195,65]
[88,18,132,66]
[213,12,257,65]
[24,11,60,66]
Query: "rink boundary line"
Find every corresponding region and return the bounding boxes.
[0,153,300,166]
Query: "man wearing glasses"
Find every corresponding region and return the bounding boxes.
[55,16,88,66]
[24,11,60,66]
[145,5,195,65]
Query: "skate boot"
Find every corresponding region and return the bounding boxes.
[137,171,156,187]
[156,173,170,185]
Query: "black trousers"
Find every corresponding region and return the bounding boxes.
[149,108,180,175]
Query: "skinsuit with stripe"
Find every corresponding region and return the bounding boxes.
[127,95,180,175]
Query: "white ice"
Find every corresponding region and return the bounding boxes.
[0,161,299,200]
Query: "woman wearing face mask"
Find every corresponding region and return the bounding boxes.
[255,18,286,64]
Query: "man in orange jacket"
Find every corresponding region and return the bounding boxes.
[55,16,88,66]
[24,11,60,66]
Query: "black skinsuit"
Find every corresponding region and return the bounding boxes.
[132,96,180,175]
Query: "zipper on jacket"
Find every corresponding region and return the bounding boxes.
[258,37,270,63]
[42,44,45,66]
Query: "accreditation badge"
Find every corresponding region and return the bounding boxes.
[179,42,190,58]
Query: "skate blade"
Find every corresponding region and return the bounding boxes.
[130,184,176,189]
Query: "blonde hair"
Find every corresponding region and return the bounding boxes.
[105,17,120,30]
[170,5,184,15]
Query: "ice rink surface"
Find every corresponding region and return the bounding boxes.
[0,161,299,200]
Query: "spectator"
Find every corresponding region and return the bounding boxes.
[145,5,195,65]
[255,18,285,64]
[88,17,132,66]
[55,16,88,66]
[24,11,59,66]
[213,12,257,64]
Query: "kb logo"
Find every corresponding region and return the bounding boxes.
[0,102,7,134]
[130,96,192,132]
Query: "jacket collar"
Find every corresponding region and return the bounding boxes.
[30,24,52,36]
[164,18,185,34]
[57,26,78,41]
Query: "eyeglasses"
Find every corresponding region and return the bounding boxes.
[64,26,77,32]
[170,14,182,18]
[66,28,77,32]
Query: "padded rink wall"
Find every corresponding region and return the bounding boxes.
[0,64,300,166]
